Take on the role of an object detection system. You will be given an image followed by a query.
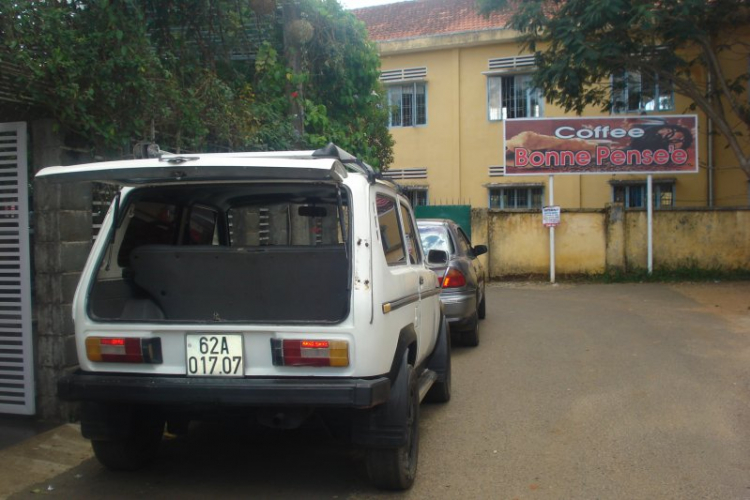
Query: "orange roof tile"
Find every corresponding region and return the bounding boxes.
[352,0,511,42]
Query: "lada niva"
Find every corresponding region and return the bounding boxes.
[37,144,451,490]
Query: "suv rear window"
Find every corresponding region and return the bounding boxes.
[91,183,351,324]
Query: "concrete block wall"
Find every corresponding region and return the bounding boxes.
[32,120,92,421]
[473,206,750,279]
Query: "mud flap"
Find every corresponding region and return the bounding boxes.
[426,314,450,383]
[352,351,411,448]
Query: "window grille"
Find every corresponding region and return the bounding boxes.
[488,185,544,209]
[488,55,536,71]
[382,168,428,180]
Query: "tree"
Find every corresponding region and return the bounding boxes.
[477,0,750,180]
[0,0,393,168]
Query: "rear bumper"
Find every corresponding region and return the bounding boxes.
[58,371,391,410]
[440,290,477,328]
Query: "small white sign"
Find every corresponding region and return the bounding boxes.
[542,206,561,227]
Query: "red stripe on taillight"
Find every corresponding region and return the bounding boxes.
[101,338,143,363]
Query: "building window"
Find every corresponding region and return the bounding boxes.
[487,74,543,121]
[402,187,428,207]
[612,182,675,208]
[489,186,544,209]
[612,70,674,113]
[388,83,427,127]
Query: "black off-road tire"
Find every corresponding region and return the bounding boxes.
[366,364,419,490]
[461,312,480,347]
[91,413,165,471]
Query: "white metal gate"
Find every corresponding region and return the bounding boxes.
[0,122,34,415]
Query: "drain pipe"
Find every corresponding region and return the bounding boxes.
[707,68,715,207]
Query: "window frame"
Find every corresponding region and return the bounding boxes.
[612,70,675,114]
[454,226,473,257]
[488,186,545,209]
[611,182,675,209]
[376,193,408,266]
[487,73,544,121]
[387,82,427,128]
[399,200,422,265]
[401,186,428,207]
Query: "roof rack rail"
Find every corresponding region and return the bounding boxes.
[312,143,382,184]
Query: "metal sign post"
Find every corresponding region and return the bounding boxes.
[542,178,562,284]
[549,176,555,283]
[647,174,653,274]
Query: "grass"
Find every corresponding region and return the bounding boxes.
[496,267,750,284]
[588,266,750,283]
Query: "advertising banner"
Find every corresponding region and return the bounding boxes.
[504,115,698,176]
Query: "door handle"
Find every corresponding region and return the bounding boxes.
[419,276,424,285]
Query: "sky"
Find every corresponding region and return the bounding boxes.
[338,0,409,9]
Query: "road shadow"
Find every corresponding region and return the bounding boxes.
[11,419,384,499]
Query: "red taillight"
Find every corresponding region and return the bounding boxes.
[442,268,467,288]
[86,337,162,364]
[272,339,349,367]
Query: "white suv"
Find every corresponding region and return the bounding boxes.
[38,144,451,490]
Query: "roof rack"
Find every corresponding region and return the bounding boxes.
[312,143,383,184]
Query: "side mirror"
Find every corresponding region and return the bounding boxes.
[427,249,448,265]
[473,245,488,257]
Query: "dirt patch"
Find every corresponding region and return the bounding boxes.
[670,281,750,315]
[669,281,750,333]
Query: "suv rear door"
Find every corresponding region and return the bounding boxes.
[397,200,438,361]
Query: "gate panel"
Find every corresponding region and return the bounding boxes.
[0,122,34,415]
[414,205,472,239]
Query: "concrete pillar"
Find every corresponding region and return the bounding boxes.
[471,208,490,276]
[605,203,626,273]
[32,119,92,421]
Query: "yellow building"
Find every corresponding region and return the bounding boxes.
[353,0,750,210]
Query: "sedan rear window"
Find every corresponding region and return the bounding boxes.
[419,226,453,255]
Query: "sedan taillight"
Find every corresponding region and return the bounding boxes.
[442,268,467,288]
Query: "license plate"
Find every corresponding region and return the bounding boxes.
[186,334,244,377]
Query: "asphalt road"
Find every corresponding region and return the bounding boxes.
[9,283,750,499]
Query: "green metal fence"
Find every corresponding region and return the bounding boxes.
[414,205,472,239]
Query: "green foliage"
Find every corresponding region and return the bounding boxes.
[1,2,173,151]
[0,0,393,167]
[477,0,750,179]
[292,0,394,168]
[594,266,750,283]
